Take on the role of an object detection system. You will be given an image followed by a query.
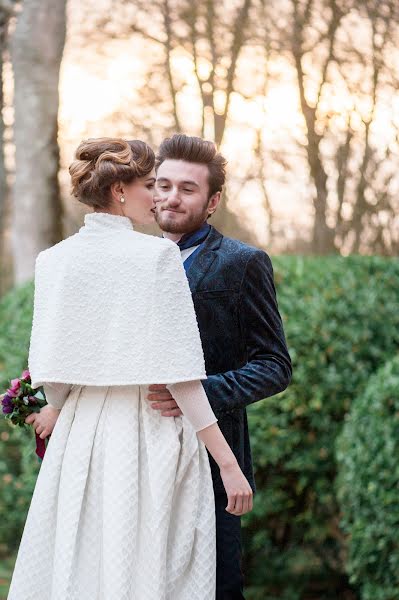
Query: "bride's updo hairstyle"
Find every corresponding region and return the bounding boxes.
[69,137,155,208]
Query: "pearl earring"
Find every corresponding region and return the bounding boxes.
[120,196,125,204]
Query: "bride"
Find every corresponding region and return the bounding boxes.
[7,137,252,600]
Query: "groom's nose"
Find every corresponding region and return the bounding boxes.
[167,188,181,206]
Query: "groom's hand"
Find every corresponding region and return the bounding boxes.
[147,384,183,417]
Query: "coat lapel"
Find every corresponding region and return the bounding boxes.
[186,226,223,293]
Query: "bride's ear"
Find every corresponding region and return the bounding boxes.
[110,181,123,202]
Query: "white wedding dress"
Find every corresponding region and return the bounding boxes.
[8,383,216,600]
[8,212,217,600]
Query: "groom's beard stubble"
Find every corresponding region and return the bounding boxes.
[155,206,208,234]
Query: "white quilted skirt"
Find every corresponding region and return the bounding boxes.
[8,385,216,600]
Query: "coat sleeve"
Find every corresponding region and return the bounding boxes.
[201,250,292,417]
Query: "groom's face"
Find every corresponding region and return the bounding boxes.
[154,159,217,234]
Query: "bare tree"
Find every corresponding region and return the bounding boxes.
[84,0,256,240]
[268,0,399,254]
[0,1,14,236]
[10,0,66,284]
[32,0,399,255]
[0,0,17,292]
[105,0,254,145]
[334,0,399,254]
[288,0,346,253]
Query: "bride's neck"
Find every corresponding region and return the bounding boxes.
[94,208,126,218]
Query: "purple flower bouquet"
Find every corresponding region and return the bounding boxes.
[1,370,48,458]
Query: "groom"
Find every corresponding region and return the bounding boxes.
[147,134,292,599]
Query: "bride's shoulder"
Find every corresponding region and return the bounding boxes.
[35,230,178,271]
[35,233,80,266]
[124,230,178,256]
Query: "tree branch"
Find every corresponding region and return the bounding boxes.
[215,0,252,145]
[162,0,182,132]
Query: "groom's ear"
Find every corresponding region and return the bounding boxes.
[207,192,221,217]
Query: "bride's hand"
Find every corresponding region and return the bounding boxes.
[219,461,253,516]
[25,405,61,439]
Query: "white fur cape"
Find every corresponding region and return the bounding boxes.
[28,212,207,388]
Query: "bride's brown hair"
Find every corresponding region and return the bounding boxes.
[69,137,155,208]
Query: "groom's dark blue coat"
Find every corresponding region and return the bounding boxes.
[186,226,292,496]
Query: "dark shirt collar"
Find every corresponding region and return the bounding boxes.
[163,222,211,251]
[177,222,211,250]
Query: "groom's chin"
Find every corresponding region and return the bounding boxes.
[155,214,186,234]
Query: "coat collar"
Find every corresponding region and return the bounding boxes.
[83,211,134,232]
[186,226,223,292]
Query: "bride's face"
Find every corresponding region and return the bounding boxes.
[112,169,157,225]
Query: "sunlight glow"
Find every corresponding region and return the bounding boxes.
[57,36,398,248]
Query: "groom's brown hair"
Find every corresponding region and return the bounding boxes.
[156,134,227,198]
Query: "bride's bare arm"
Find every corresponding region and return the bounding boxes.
[166,380,253,515]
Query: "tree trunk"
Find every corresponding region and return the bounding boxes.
[0,17,7,238]
[309,147,336,254]
[11,0,66,284]
[0,2,14,293]
[0,1,13,245]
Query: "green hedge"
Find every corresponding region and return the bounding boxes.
[0,281,40,556]
[243,256,399,599]
[0,281,34,388]
[0,257,398,599]
[336,356,399,600]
